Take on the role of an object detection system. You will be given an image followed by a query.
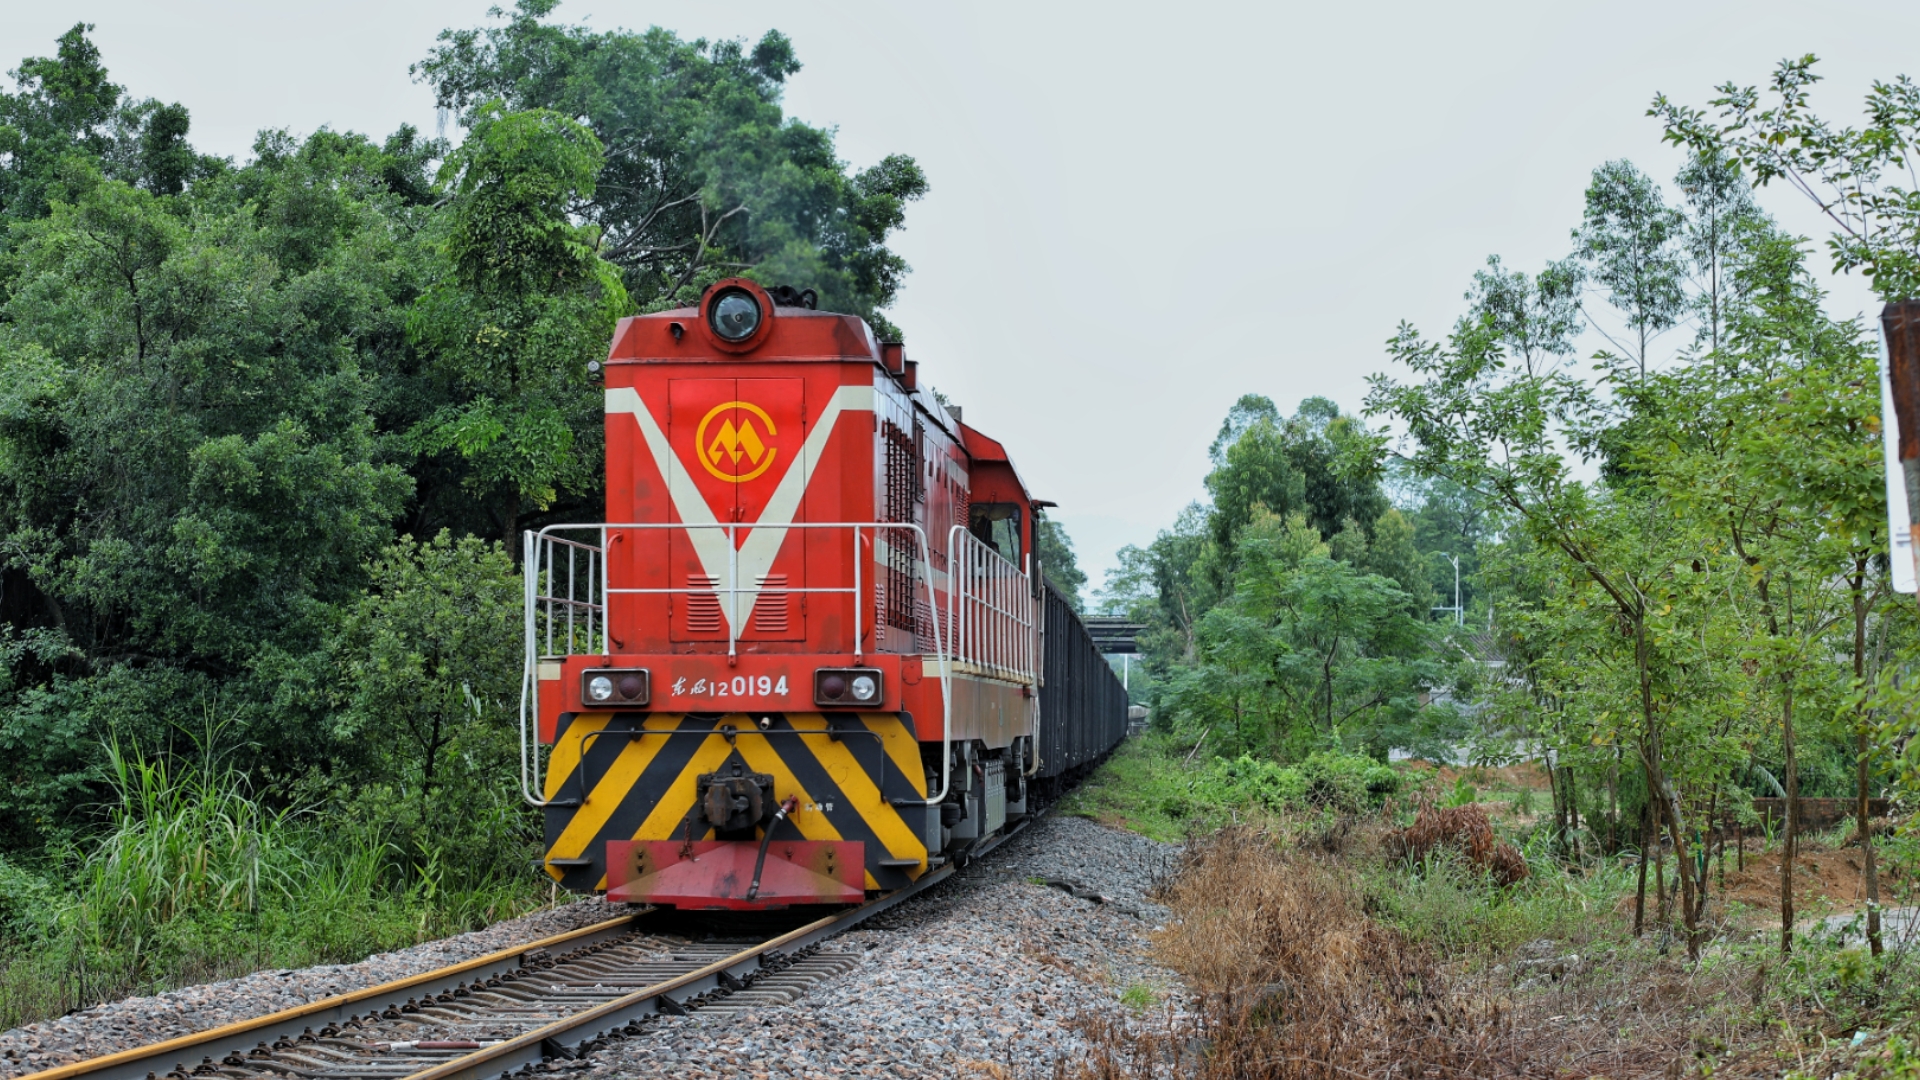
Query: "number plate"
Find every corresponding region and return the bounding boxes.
[657,662,804,709]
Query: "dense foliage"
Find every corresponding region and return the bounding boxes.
[414,0,928,335]
[1100,396,1465,762]
[0,7,923,1015]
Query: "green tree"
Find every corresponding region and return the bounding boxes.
[0,157,418,840]
[1399,473,1500,619]
[1035,515,1087,612]
[1367,270,1715,952]
[407,103,627,541]
[329,532,529,887]
[1464,254,1583,375]
[1655,57,1920,302]
[1326,509,1435,618]
[1575,160,1688,378]
[1636,222,1884,953]
[0,25,220,222]
[1204,397,1387,555]
[1099,504,1220,663]
[1164,511,1456,761]
[1676,147,1763,352]
[1658,61,1920,952]
[0,24,121,222]
[1206,393,1281,466]
[415,1,928,332]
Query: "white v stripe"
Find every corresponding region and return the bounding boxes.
[606,383,874,636]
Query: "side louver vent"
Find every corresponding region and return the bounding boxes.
[686,574,722,633]
[752,574,789,633]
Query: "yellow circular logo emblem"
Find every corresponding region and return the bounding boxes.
[694,401,779,483]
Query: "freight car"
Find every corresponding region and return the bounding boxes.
[519,279,1128,910]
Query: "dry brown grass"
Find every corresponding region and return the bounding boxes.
[1051,823,1911,1079]
[1057,827,1546,1079]
[1389,800,1530,887]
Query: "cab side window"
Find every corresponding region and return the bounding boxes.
[968,502,1023,566]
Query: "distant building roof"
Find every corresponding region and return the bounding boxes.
[1083,617,1146,655]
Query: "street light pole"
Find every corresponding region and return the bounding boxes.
[1437,551,1461,626]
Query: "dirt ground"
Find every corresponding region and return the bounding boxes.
[1409,761,1908,924]
[1410,760,1555,792]
[1614,840,1909,929]
[1713,844,1897,910]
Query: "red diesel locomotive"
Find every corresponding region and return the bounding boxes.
[521,279,1127,910]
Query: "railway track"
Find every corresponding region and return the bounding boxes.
[17,875,941,1080]
[17,815,1075,1080]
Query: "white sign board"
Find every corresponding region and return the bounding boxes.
[1882,325,1917,593]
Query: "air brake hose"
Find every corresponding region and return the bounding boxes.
[746,795,801,902]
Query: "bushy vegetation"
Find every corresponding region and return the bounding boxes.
[1062,735,1403,841]
[1101,397,1470,764]
[1067,742,1920,1078]
[0,731,540,1025]
[1098,55,1920,967]
[0,3,928,1024]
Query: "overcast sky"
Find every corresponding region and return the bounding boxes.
[11,0,1919,591]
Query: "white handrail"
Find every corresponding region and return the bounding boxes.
[518,521,951,809]
[943,526,1038,684]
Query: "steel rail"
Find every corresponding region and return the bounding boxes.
[24,793,1058,1080]
[400,803,1053,1080]
[397,865,955,1080]
[15,912,648,1080]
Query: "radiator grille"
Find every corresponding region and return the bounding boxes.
[881,421,918,635]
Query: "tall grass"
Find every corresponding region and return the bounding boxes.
[1369,838,1637,958]
[0,742,548,1028]
[1061,827,1541,1079]
[77,742,305,959]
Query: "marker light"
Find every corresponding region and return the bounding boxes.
[710,289,761,341]
[581,668,649,706]
[813,667,882,707]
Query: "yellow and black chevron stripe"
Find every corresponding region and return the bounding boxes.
[541,712,930,894]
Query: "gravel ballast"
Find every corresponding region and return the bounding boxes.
[0,898,621,1077]
[1,814,1183,1080]
[584,814,1183,1080]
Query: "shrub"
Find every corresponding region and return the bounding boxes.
[1066,740,1408,838]
[1388,801,1528,886]
[1065,828,1527,1077]
[1192,751,1400,815]
[1194,754,1308,812]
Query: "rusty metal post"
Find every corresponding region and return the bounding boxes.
[1884,301,1920,590]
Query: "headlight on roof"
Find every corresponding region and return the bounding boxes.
[709,288,761,341]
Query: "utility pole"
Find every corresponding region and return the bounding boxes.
[1431,551,1462,626]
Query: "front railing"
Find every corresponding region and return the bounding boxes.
[518,522,951,808]
[528,532,607,658]
[944,527,1039,685]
